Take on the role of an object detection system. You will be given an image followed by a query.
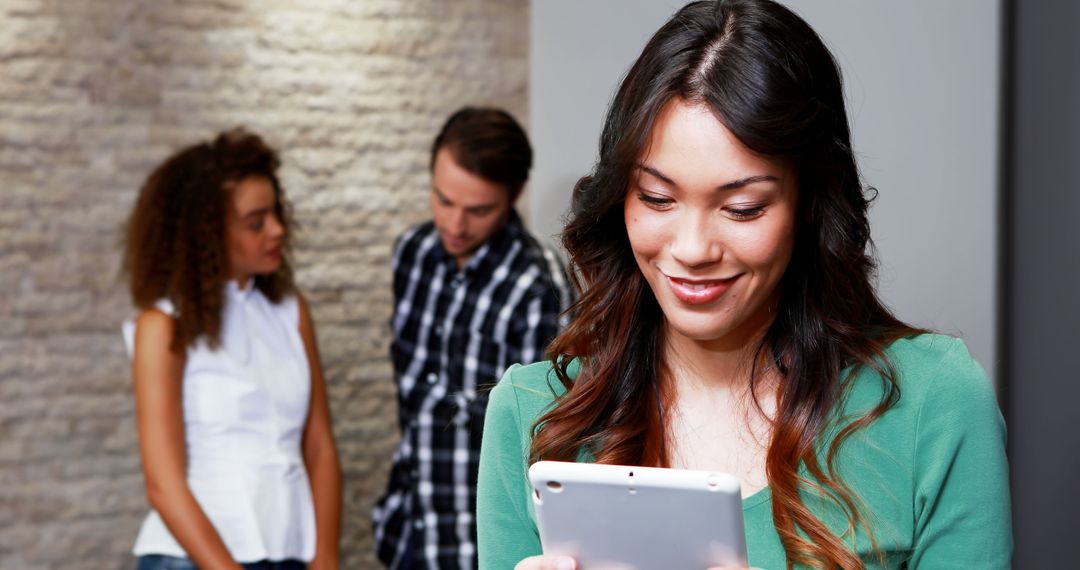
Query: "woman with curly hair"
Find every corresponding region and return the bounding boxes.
[122,129,341,570]
[476,1,1011,568]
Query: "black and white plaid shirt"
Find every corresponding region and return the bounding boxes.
[373,211,572,569]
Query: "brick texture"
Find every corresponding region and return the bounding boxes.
[0,1,528,568]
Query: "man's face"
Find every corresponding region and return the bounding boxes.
[430,146,515,268]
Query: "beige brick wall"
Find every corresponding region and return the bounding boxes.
[0,1,528,568]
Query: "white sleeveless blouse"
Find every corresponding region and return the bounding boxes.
[122,282,316,563]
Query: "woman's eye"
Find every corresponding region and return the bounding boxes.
[249,221,265,231]
[636,191,673,209]
[725,205,765,220]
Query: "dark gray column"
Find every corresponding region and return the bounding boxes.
[1005,0,1080,567]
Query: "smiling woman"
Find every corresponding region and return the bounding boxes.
[476,1,1011,569]
[625,101,797,356]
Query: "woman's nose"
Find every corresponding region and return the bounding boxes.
[267,212,285,238]
[669,210,722,268]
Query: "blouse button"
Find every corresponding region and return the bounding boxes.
[426,373,438,384]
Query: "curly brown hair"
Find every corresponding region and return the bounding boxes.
[122,128,295,351]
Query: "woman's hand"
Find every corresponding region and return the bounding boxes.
[514,555,578,570]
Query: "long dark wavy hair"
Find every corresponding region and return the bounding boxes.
[122,128,295,351]
[530,1,923,568]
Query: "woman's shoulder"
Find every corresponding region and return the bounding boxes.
[886,332,972,360]
[133,304,176,335]
[492,360,571,401]
[848,333,998,424]
[883,333,991,396]
[137,298,177,318]
[489,359,576,424]
[121,299,177,356]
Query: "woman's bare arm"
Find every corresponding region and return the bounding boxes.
[133,309,242,570]
[298,295,343,570]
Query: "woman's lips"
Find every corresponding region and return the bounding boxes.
[665,274,738,305]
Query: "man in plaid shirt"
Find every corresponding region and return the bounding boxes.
[373,107,572,569]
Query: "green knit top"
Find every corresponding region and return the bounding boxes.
[477,334,1012,569]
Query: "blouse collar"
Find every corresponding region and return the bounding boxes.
[221,280,254,363]
[227,279,255,303]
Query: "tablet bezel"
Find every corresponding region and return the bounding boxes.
[528,461,749,569]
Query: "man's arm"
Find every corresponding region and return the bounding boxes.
[505,285,564,368]
[505,246,573,368]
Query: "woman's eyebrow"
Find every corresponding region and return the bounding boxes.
[716,174,779,191]
[637,164,677,186]
[241,206,272,219]
[637,163,779,191]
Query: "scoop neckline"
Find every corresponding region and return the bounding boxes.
[742,485,772,510]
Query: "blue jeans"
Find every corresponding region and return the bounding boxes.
[136,555,307,570]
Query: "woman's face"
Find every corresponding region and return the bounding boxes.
[225,175,285,285]
[624,99,798,348]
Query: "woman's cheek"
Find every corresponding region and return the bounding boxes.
[625,205,672,256]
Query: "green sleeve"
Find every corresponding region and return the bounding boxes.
[910,339,1013,568]
[478,365,544,569]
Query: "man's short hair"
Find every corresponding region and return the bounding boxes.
[430,107,533,199]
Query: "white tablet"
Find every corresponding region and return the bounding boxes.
[528,461,749,569]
